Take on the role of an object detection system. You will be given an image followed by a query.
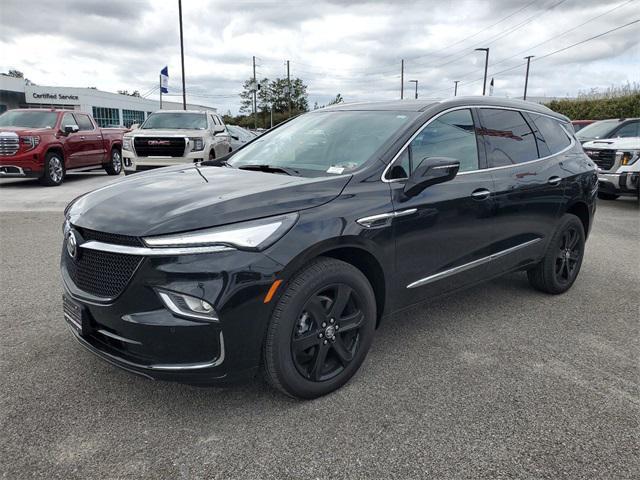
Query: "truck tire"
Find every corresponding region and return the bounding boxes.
[39,152,65,186]
[104,148,122,175]
[527,214,585,294]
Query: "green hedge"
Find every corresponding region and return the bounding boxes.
[547,93,640,120]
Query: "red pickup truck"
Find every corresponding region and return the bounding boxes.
[0,109,126,186]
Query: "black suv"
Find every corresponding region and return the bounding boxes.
[61,97,597,399]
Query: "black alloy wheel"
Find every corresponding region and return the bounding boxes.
[263,257,376,399]
[527,213,585,294]
[291,284,364,382]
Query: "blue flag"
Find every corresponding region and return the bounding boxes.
[160,66,169,94]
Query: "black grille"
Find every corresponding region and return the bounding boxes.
[133,137,186,157]
[78,227,144,247]
[585,148,616,171]
[65,228,143,299]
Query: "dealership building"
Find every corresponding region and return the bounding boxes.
[0,75,217,127]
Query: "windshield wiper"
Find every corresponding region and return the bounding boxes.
[237,164,299,176]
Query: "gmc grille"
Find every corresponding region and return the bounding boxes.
[0,132,19,156]
[65,228,144,299]
[133,137,186,157]
[585,148,616,171]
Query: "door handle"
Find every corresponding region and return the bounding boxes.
[548,176,561,186]
[471,188,491,200]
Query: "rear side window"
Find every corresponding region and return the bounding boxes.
[74,114,94,131]
[531,114,572,155]
[614,121,639,138]
[477,108,538,167]
[389,109,479,179]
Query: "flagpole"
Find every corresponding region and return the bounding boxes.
[159,74,162,110]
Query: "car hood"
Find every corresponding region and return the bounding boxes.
[128,129,208,137]
[68,165,352,236]
[582,138,640,150]
[0,126,55,135]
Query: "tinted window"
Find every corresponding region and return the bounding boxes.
[389,109,478,179]
[531,114,571,155]
[478,108,538,167]
[614,121,639,138]
[74,114,94,131]
[61,113,76,128]
[142,113,207,129]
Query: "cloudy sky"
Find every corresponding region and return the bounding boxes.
[1,0,638,114]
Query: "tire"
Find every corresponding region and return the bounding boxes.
[597,192,619,201]
[527,214,585,294]
[208,150,215,161]
[104,148,122,175]
[263,257,376,399]
[39,152,65,186]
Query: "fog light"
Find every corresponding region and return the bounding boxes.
[157,289,218,322]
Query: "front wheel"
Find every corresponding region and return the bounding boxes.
[527,214,585,294]
[39,152,65,186]
[104,148,122,175]
[263,258,376,399]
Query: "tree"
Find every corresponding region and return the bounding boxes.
[117,90,141,97]
[7,69,23,78]
[239,76,309,117]
[328,93,344,105]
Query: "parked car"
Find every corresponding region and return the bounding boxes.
[571,120,595,132]
[0,109,125,185]
[227,125,256,150]
[122,110,232,174]
[61,97,597,399]
[576,117,640,144]
[583,137,640,200]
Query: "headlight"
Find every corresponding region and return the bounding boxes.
[191,137,204,151]
[618,150,640,166]
[123,136,133,151]
[20,135,40,150]
[143,213,298,251]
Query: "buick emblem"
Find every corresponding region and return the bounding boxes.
[66,230,78,260]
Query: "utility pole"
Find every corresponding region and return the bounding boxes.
[454,80,459,96]
[409,80,418,99]
[252,56,257,129]
[523,55,534,101]
[178,0,186,110]
[287,60,291,118]
[475,48,489,96]
[400,59,404,100]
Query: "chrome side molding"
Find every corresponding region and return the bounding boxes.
[357,208,417,228]
[407,238,542,289]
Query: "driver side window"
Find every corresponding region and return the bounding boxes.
[388,109,479,179]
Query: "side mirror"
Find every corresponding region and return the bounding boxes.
[403,157,460,198]
[63,124,79,134]
[213,125,226,134]
[130,123,140,130]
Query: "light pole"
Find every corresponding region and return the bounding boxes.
[178,0,186,109]
[454,80,459,96]
[409,80,418,99]
[475,48,489,96]
[523,55,534,101]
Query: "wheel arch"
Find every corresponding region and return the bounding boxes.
[565,201,590,238]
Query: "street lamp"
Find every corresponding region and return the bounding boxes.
[523,55,534,101]
[409,80,418,99]
[475,48,489,96]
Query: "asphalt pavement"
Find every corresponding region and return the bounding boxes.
[0,174,638,479]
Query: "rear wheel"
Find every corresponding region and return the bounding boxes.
[527,214,585,294]
[39,152,65,186]
[104,148,122,175]
[597,192,619,201]
[263,258,376,399]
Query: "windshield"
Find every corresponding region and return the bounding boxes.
[0,111,58,128]
[576,119,619,139]
[228,111,417,175]
[142,113,207,130]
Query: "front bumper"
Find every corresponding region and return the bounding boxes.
[122,150,206,172]
[0,149,44,177]
[598,171,640,196]
[60,237,284,384]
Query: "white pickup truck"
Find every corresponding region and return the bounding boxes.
[583,137,640,201]
[122,110,232,174]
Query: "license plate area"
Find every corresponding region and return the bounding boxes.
[63,294,89,336]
